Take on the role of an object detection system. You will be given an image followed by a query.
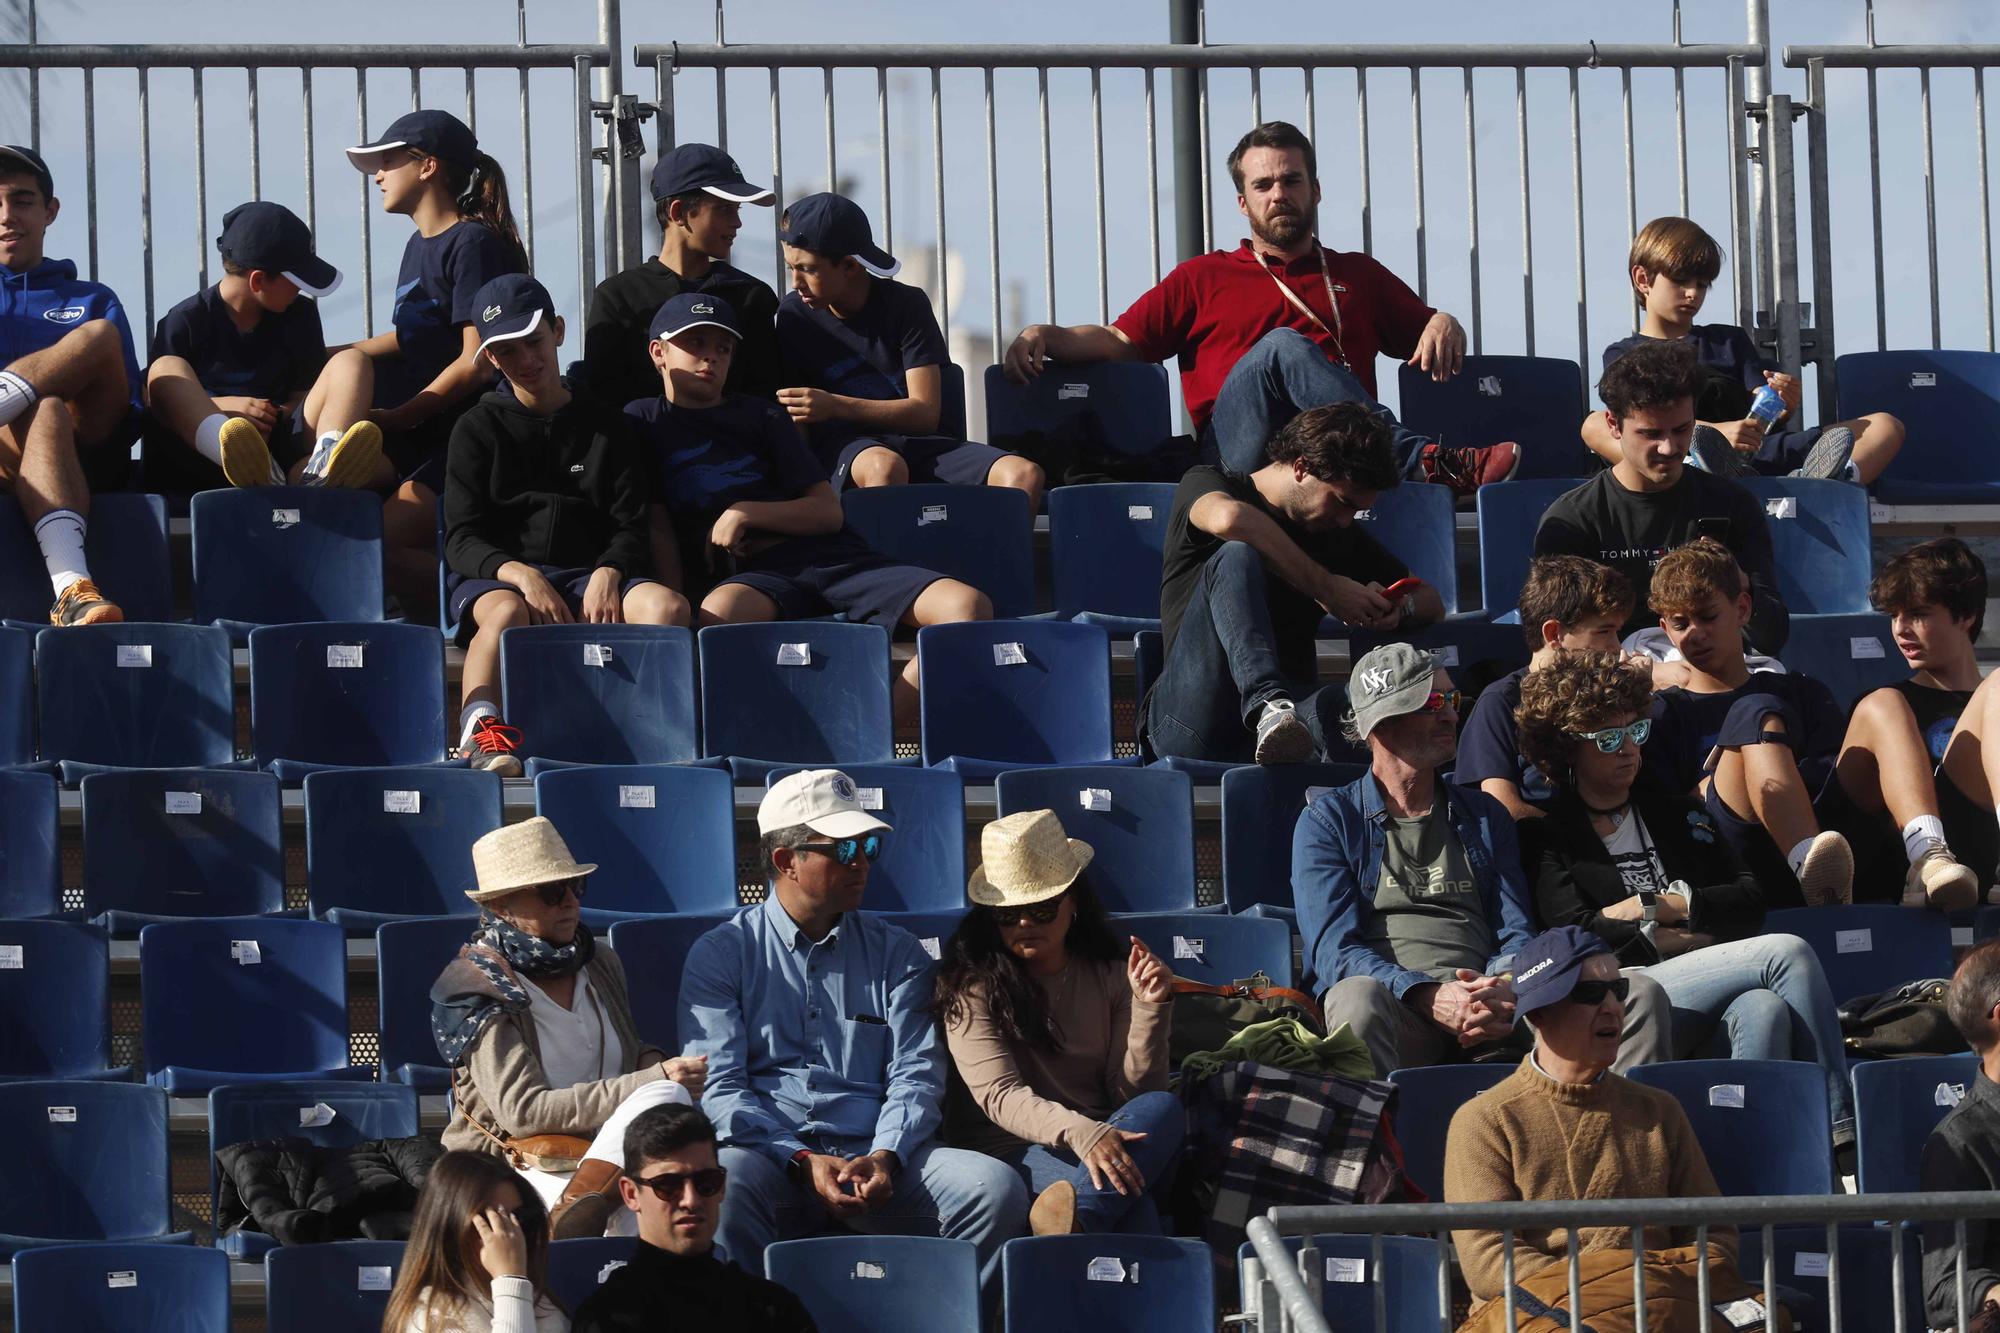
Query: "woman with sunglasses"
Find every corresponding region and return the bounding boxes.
[1515,651,1855,1158]
[933,809,1185,1236]
[434,818,708,1241]
[382,1149,567,1332]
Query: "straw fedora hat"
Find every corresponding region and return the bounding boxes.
[465,816,598,904]
[966,809,1095,908]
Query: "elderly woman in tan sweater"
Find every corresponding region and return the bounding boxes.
[933,809,1182,1237]
[432,817,707,1241]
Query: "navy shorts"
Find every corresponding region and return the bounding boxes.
[831,433,1012,493]
[1757,424,1835,474]
[446,563,658,645]
[1698,692,1841,908]
[716,540,949,631]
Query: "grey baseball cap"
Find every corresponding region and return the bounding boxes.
[1347,642,1441,739]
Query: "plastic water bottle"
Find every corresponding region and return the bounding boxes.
[1746,383,1786,434]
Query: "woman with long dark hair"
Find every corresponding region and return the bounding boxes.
[381,1149,564,1333]
[934,809,1183,1236]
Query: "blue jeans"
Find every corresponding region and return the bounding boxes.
[716,1140,1029,1301]
[1202,328,1434,477]
[999,1091,1185,1235]
[1144,541,1345,763]
[1643,933,1855,1137]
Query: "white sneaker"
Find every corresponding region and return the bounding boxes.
[1904,840,1979,912]
[1795,831,1854,907]
[1253,698,1314,765]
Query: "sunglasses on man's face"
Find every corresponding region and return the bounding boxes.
[535,878,587,907]
[1420,690,1463,714]
[797,833,885,867]
[1568,977,1632,1007]
[986,895,1066,928]
[631,1166,727,1201]
[1573,719,1652,754]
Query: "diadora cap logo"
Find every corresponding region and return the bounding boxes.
[832,774,857,802]
[690,301,716,315]
[41,306,84,324]
[1516,957,1555,983]
[481,304,502,322]
[1356,666,1394,695]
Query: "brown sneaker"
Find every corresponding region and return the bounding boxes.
[1795,831,1855,907]
[50,578,123,627]
[1904,841,1979,913]
[1029,1179,1079,1236]
[549,1159,623,1240]
[1420,441,1521,497]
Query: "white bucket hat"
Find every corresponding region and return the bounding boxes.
[966,809,1095,908]
[465,816,597,904]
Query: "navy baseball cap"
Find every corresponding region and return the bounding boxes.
[347,109,477,174]
[217,201,340,299]
[778,192,900,279]
[0,144,52,197]
[472,273,557,353]
[649,143,774,205]
[648,291,742,343]
[1511,925,1614,1016]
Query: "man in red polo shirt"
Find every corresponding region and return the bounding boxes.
[1003,121,1518,498]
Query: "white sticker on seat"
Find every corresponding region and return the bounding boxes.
[165,791,202,815]
[231,939,262,966]
[1869,501,1892,522]
[596,1260,626,1283]
[583,643,613,667]
[618,785,656,809]
[1835,928,1874,953]
[1715,1297,1767,1329]
[1434,645,1461,667]
[993,642,1027,666]
[855,787,884,811]
[919,937,942,961]
[1172,935,1205,963]
[106,1270,137,1288]
[383,790,421,815]
[1079,787,1111,812]
[1850,637,1885,659]
[1325,1256,1367,1283]
[115,644,152,668]
[300,1102,337,1128]
[1937,1081,1968,1107]
[1793,1251,1829,1277]
[1477,375,1504,396]
[1086,1256,1127,1283]
[1956,926,1976,948]
[1058,383,1090,400]
[919,504,949,526]
[853,1261,887,1280]
[357,1266,393,1291]
[1708,1084,1746,1108]
[0,945,20,969]
[777,642,811,666]
[1910,371,1938,388]
[271,508,301,528]
[1764,497,1798,520]
[47,1105,76,1122]
[1127,505,1154,520]
[326,644,364,669]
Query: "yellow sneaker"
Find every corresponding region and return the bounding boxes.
[50,578,123,626]
[217,416,277,488]
[306,421,384,489]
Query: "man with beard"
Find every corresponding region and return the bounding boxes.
[1002,121,1518,497]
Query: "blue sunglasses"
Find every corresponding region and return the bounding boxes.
[1573,718,1652,754]
[798,833,885,866]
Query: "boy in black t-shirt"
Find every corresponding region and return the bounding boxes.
[145,202,384,491]
[1143,402,1444,766]
[773,191,1042,505]
[628,292,990,726]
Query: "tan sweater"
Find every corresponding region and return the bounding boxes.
[1441,1057,1735,1302]
[444,951,669,1155]
[943,957,1172,1158]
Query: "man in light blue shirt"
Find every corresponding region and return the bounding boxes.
[679,767,1028,1293]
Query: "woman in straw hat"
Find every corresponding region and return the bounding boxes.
[433,816,707,1241]
[933,808,1186,1236]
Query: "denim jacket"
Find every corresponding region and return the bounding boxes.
[1292,770,1536,1000]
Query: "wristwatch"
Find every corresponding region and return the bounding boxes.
[786,1148,813,1186]
[1639,889,1660,923]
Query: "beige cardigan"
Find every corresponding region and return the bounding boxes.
[443,950,669,1155]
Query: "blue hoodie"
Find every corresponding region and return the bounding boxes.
[0,256,142,408]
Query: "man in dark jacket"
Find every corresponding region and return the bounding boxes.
[1921,938,2000,1330]
[441,273,690,777]
[574,1102,817,1333]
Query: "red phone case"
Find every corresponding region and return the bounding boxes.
[1382,577,1424,600]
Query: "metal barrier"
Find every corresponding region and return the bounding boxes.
[1240,1190,2000,1333]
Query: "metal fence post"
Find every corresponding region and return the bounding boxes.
[1802,58,1839,421]
[1745,0,1775,329]
[1763,93,1804,377]
[598,0,642,272]
[1169,0,1205,264]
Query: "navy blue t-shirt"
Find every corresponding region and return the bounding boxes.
[377,220,523,406]
[775,279,950,465]
[1454,667,1557,806]
[1641,669,1843,796]
[150,285,326,405]
[1602,324,1773,424]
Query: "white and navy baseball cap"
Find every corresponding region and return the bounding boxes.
[650,143,774,205]
[648,291,742,343]
[473,273,556,353]
[347,109,478,175]
[217,201,340,299]
[0,144,52,197]
[757,769,892,840]
[777,192,900,279]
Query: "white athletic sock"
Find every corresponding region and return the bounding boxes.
[32,508,88,595]
[0,370,40,429]
[1786,836,1818,876]
[458,701,498,751]
[193,413,229,465]
[1902,814,1947,863]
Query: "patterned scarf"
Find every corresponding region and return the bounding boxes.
[429,912,597,1067]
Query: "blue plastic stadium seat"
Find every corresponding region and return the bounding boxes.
[697,622,896,781]
[500,624,698,769]
[0,768,59,917]
[35,622,237,782]
[0,1080,182,1253]
[1853,1052,1980,1194]
[0,921,125,1082]
[1000,1235,1213,1333]
[264,1239,408,1330]
[1764,904,1954,1004]
[763,764,968,912]
[1397,355,1589,481]
[1736,1223,1924,1333]
[1627,1058,1835,1196]
[81,767,283,933]
[994,765,1197,913]
[873,909,970,967]
[1220,763,1367,917]
[249,622,447,780]
[1835,350,2000,502]
[1120,912,1291,987]
[1133,629,1162,707]
[304,767,499,932]
[1384,1063,1515,1199]
[0,492,174,625]
[13,1242,227,1327]
[139,917,364,1094]
[191,486,384,640]
[1475,478,1590,616]
[918,621,1121,780]
[534,764,739,922]
[211,1084,418,1258]
[0,625,31,767]
[547,1236,639,1313]
[1739,477,1873,615]
[841,483,1035,619]
[1235,1233,1447,1332]
[377,915,483,1091]
[1773,613,1912,711]
[983,362,1174,461]
[1351,483,1460,615]
[766,1235,981,1333]
[1344,615,1534,683]
[1046,482,1178,632]
[608,913,737,1052]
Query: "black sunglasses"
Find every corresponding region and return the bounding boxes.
[535,877,587,907]
[985,895,1066,928]
[797,833,885,866]
[1568,977,1632,1006]
[632,1166,727,1200]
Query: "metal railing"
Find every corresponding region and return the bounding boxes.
[1240,1190,2000,1333]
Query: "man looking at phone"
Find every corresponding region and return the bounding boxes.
[1144,401,1444,766]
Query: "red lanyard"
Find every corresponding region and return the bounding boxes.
[1257,240,1349,369]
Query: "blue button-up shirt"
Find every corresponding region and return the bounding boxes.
[678,897,944,1169]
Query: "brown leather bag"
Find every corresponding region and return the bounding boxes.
[1459,1245,1794,1333]
[463,1114,593,1174]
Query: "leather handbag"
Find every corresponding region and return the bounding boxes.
[463,1114,592,1174]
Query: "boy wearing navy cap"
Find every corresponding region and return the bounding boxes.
[630,291,991,724]
[775,191,1043,505]
[144,201,385,491]
[442,273,686,776]
[583,142,781,411]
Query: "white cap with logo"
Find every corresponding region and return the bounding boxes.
[757,768,894,840]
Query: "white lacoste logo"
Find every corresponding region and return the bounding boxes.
[1357,667,1394,694]
[691,301,715,315]
[481,304,502,322]
[569,464,584,473]
[41,306,84,324]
